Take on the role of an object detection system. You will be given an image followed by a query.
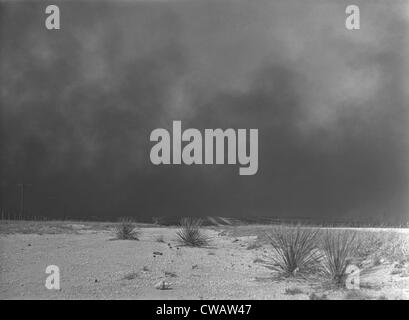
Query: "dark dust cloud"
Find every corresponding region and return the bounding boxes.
[1,0,408,222]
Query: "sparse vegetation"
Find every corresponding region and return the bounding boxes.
[114,218,140,240]
[3,218,409,299]
[378,233,409,263]
[263,226,322,276]
[0,220,114,235]
[355,231,408,265]
[355,232,383,259]
[176,217,210,247]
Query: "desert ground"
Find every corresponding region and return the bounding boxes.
[0,220,408,300]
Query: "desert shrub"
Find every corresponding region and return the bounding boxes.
[155,234,165,242]
[321,231,360,285]
[379,233,409,263]
[354,232,383,259]
[176,217,210,247]
[152,216,166,225]
[263,226,322,276]
[115,218,139,240]
[356,231,409,264]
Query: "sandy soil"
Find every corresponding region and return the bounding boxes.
[1,223,408,300]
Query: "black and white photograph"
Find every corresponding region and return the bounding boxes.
[1,0,409,305]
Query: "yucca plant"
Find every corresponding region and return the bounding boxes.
[263,226,322,276]
[115,217,140,240]
[176,217,210,247]
[321,230,359,285]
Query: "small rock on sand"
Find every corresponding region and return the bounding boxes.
[155,280,171,290]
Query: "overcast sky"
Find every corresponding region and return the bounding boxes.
[1,0,408,222]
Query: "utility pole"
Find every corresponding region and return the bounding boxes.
[0,183,6,220]
[17,183,32,219]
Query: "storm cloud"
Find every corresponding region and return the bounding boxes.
[1,0,408,223]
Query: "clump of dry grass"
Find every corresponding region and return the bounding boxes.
[263,226,322,277]
[176,217,210,247]
[114,218,139,240]
[321,231,360,285]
